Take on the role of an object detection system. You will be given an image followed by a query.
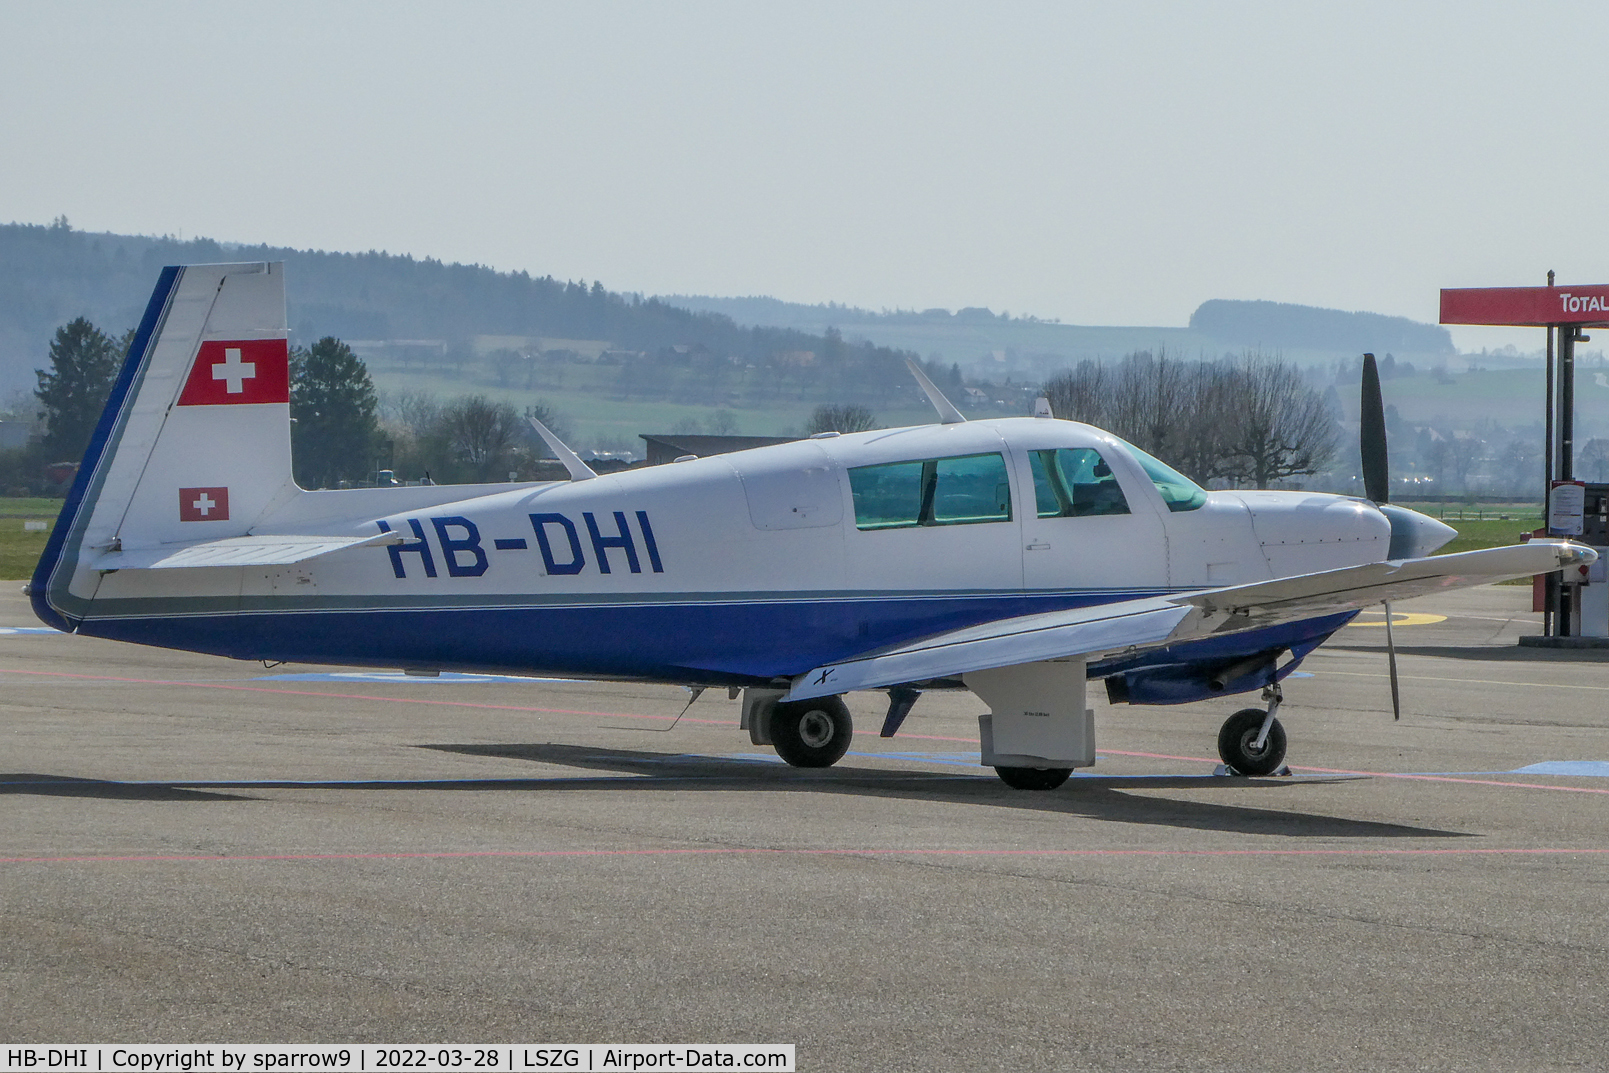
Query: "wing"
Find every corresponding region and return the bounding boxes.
[785,541,1594,701]
[93,530,402,570]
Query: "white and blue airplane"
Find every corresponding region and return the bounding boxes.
[28,263,1595,788]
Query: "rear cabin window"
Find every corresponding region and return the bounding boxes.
[849,452,1012,530]
[1029,448,1131,518]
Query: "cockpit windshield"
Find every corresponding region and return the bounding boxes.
[1110,438,1208,512]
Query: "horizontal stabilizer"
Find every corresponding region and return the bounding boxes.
[95,531,401,570]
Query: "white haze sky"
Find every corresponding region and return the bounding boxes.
[2,1,1604,352]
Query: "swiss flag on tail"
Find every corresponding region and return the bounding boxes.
[177,339,290,405]
[179,487,230,522]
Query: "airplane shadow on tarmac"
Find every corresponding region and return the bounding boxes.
[414,741,1466,841]
[0,774,247,801]
[0,742,1468,840]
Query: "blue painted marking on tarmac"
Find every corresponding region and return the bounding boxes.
[1405,761,1609,778]
[252,671,586,684]
[865,751,982,767]
[1508,760,1609,777]
[0,626,62,635]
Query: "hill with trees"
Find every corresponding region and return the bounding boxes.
[0,219,923,401]
[1188,299,1453,355]
[668,293,1457,381]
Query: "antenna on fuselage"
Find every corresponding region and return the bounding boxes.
[527,416,597,482]
[904,358,967,424]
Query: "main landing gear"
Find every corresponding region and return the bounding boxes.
[994,766,1073,791]
[1216,684,1289,777]
[770,696,853,768]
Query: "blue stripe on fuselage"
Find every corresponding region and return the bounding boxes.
[76,590,1110,682]
[70,590,1354,689]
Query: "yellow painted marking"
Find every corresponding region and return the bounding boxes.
[1346,611,1447,628]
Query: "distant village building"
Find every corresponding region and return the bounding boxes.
[639,433,797,467]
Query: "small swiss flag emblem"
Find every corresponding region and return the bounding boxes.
[179,487,230,522]
[177,339,290,406]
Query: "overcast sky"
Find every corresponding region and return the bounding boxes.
[2,2,1602,350]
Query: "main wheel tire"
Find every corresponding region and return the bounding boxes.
[1217,707,1287,776]
[771,696,853,768]
[994,766,1073,791]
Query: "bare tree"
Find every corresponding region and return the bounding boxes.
[1042,360,1112,430]
[1498,437,1541,496]
[1107,350,1191,461]
[1447,431,1484,491]
[1423,437,1452,489]
[705,409,740,435]
[379,389,442,436]
[1217,355,1338,487]
[438,395,523,482]
[805,403,876,435]
[1042,349,1335,487]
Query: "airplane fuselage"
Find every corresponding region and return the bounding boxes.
[64,417,1393,691]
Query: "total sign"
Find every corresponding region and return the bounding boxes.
[1441,285,1609,327]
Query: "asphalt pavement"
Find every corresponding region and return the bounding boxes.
[3,584,1608,1070]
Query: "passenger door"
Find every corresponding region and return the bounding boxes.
[1009,438,1170,598]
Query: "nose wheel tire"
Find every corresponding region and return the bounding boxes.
[771,697,853,768]
[1217,707,1287,776]
[994,766,1073,791]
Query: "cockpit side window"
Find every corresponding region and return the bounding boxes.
[849,452,1012,529]
[1030,448,1130,518]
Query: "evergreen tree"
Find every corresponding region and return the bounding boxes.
[290,336,380,488]
[35,317,122,461]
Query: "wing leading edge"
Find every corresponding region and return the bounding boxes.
[785,541,1595,702]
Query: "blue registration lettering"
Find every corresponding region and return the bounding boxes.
[431,516,488,577]
[584,510,641,574]
[378,518,437,579]
[636,510,664,573]
[530,513,586,575]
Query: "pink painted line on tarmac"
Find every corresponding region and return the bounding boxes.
[1,846,1607,866]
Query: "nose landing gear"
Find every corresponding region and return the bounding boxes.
[1217,684,1291,777]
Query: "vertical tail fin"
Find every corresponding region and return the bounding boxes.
[31,262,294,630]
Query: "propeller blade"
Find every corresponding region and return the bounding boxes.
[1383,599,1401,721]
[1360,352,1389,504]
